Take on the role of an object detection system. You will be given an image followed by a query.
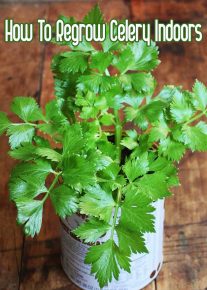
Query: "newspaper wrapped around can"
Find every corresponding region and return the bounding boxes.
[60,199,165,290]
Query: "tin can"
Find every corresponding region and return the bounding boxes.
[60,199,165,290]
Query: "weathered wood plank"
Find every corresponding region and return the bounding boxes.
[131,0,207,22]
[157,222,207,290]
[0,250,21,290]
[165,168,207,227]
[0,4,47,68]
[19,239,76,290]
[157,164,207,289]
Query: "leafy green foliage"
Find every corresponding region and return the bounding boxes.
[90,51,113,73]
[11,97,45,122]
[114,41,159,73]
[183,122,207,151]
[7,124,35,149]
[9,144,37,161]
[159,138,186,161]
[50,185,78,218]
[63,123,85,156]
[120,188,155,233]
[35,147,62,162]
[79,185,115,222]
[170,89,194,123]
[11,159,52,180]
[0,112,11,135]
[83,4,104,25]
[77,75,118,94]
[9,176,47,201]
[116,225,148,255]
[85,239,130,288]
[135,172,170,200]
[16,199,43,237]
[63,155,96,187]
[73,218,110,243]
[192,80,207,111]
[59,52,89,74]
[123,153,149,182]
[2,5,207,289]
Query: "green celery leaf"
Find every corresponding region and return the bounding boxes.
[100,113,115,126]
[50,185,78,218]
[136,172,169,200]
[90,51,113,73]
[77,75,118,94]
[87,150,112,171]
[11,97,44,122]
[102,24,122,52]
[130,41,160,71]
[0,112,11,135]
[68,36,95,52]
[170,89,194,123]
[9,143,36,161]
[148,118,169,142]
[63,123,85,156]
[124,107,138,122]
[148,155,179,186]
[101,163,120,181]
[53,77,75,99]
[148,156,169,172]
[164,163,179,187]
[123,153,149,182]
[159,137,186,161]
[115,246,131,273]
[114,41,159,73]
[59,52,88,74]
[157,85,177,103]
[35,147,62,162]
[113,46,133,73]
[80,106,98,119]
[126,129,138,139]
[83,4,104,24]
[45,99,69,127]
[85,240,130,288]
[73,218,110,243]
[16,199,43,237]
[79,184,115,222]
[116,225,148,255]
[192,79,207,111]
[63,155,96,187]
[120,187,155,233]
[125,100,165,130]
[121,137,138,150]
[34,136,50,148]
[9,176,47,201]
[97,139,117,160]
[182,121,207,151]
[81,121,100,150]
[119,73,156,96]
[7,124,35,149]
[104,87,125,110]
[130,73,156,95]
[142,100,166,123]
[11,159,52,180]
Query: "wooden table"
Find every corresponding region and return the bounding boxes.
[0,1,207,289]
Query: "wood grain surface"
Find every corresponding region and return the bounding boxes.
[0,1,207,289]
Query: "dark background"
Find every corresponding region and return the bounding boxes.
[0,1,207,289]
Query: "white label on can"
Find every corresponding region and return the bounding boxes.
[61,199,165,290]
